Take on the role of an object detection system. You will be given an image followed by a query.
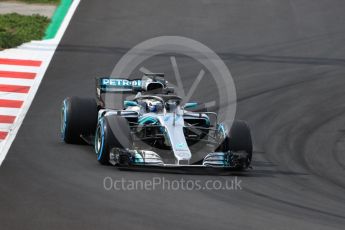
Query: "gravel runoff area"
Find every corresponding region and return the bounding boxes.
[0,1,56,18]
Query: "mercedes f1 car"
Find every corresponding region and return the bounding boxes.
[61,73,253,170]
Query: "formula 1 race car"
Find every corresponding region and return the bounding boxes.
[61,73,253,170]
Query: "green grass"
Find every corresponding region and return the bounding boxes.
[0,13,50,49]
[0,0,60,4]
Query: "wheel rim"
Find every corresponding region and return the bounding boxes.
[95,120,105,160]
[60,100,67,139]
[95,127,101,152]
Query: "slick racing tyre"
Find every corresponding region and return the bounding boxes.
[94,115,132,165]
[218,120,253,168]
[61,97,98,144]
[228,120,253,158]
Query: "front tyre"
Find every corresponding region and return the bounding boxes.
[95,116,132,165]
[228,120,253,159]
[218,120,253,169]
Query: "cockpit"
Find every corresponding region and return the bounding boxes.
[124,94,182,114]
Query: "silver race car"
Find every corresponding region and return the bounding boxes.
[61,73,253,170]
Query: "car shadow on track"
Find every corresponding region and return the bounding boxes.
[114,162,309,178]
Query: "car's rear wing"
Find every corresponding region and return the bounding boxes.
[96,75,174,109]
[96,78,142,93]
[96,78,142,109]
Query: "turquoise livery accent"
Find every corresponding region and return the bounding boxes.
[134,152,144,163]
[176,142,187,148]
[139,116,158,125]
[124,100,138,108]
[217,123,226,138]
[184,102,198,109]
[101,78,141,88]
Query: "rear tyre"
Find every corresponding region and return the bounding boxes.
[95,115,132,165]
[61,97,98,144]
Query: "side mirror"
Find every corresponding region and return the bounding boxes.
[184,102,198,109]
[124,100,138,108]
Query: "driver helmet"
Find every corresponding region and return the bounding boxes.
[148,101,162,112]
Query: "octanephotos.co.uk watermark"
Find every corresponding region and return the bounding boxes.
[103,176,243,191]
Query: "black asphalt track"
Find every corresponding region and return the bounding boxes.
[1,0,345,229]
